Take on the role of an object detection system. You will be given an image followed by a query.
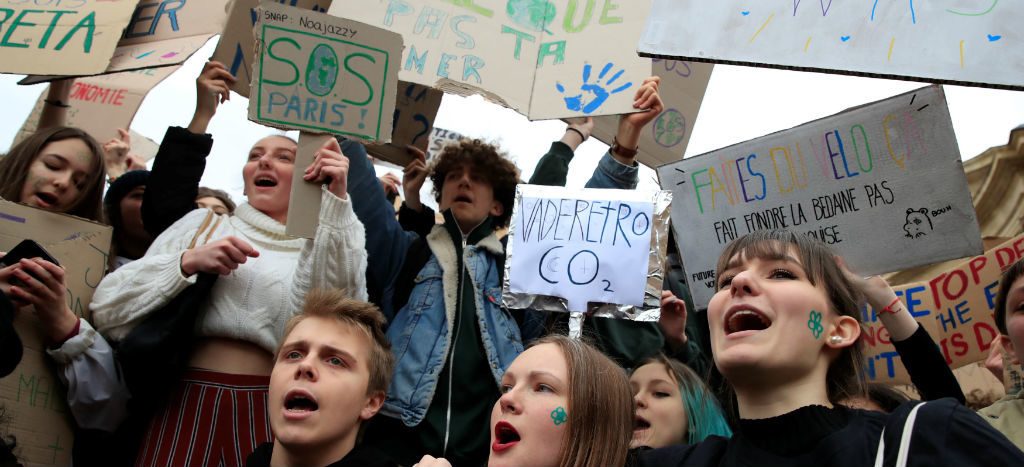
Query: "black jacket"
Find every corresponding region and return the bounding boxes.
[246,442,398,467]
[637,399,1023,467]
[0,293,22,378]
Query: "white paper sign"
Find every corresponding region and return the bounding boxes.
[637,0,1023,91]
[507,184,657,312]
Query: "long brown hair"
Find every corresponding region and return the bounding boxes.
[0,127,106,222]
[714,230,867,405]
[531,335,633,467]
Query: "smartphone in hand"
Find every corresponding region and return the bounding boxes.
[2,240,60,267]
[2,240,60,288]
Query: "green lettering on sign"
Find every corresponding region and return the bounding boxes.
[537,40,565,67]
[443,0,494,17]
[55,11,96,52]
[343,52,376,106]
[266,36,301,86]
[599,0,623,25]
[563,0,595,33]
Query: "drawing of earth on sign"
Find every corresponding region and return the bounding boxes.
[506,0,557,33]
[653,109,686,148]
[305,44,339,97]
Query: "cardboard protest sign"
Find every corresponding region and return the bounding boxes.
[638,0,1024,91]
[427,126,463,160]
[249,1,401,141]
[503,184,672,319]
[284,132,332,238]
[862,234,1024,385]
[108,0,230,72]
[14,66,180,146]
[0,0,140,76]
[366,81,444,166]
[659,86,983,308]
[18,0,227,84]
[329,0,654,120]
[213,0,332,97]
[128,129,161,161]
[0,200,112,467]
[591,59,713,167]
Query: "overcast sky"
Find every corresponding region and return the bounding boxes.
[2,39,1023,209]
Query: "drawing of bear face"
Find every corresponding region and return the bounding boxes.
[903,208,933,238]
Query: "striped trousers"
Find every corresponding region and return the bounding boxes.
[135,369,272,467]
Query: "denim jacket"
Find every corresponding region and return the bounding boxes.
[346,138,642,425]
[381,223,523,426]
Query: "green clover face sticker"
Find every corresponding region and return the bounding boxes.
[807,310,824,339]
[550,406,568,426]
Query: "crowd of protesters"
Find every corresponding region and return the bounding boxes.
[1,60,1022,467]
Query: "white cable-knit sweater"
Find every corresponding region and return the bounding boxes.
[90,187,368,353]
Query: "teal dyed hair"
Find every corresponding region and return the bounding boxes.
[639,355,732,444]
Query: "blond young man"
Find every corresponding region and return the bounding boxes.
[246,289,396,467]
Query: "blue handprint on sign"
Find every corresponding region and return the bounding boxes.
[556,63,633,114]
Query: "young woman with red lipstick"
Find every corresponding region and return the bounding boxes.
[636,230,1024,467]
[415,335,634,467]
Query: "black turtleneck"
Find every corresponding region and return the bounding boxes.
[737,404,850,457]
[636,398,1024,467]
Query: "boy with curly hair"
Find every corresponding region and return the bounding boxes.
[358,138,522,466]
[345,78,664,466]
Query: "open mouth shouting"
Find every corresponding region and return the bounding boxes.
[633,415,652,436]
[253,174,279,189]
[724,305,772,337]
[31,191,60,209]
[452,193,473,205]
[492,421,521,453]
[282,388,319,421]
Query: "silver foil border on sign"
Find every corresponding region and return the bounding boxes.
[501,186,673,322]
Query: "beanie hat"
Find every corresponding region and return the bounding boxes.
[104,170,150,209]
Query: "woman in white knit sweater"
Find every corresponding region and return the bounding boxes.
[89,61,369,467]
[90,137,368,466]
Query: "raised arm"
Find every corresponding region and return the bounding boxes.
[397,145,437,238]
[528,117,594,187]
[142,61,234,237]
[339,137,417,313]
[585,76,663,190]
[289,138,369,313]
[841,259,966,403]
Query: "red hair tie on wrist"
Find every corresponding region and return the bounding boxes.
[879,297,901,315]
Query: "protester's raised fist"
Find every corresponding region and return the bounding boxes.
[304,138,350,200]
[194,61,236,122]
[180,236,259,276]
[103,128,133,179]
[402,146,428,212]
[658,289,688,349]
[379,172,401,197]
[565,116,595,141]
[620,76,664,130]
